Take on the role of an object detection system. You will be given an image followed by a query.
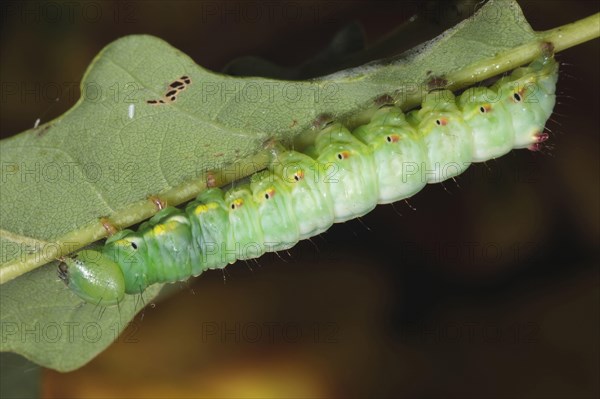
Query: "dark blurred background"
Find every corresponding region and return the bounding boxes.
[1,1,598,398]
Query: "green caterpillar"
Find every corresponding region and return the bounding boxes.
[59,55,558,306]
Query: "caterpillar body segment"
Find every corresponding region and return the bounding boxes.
[491,55,558,149]
[250,170,301,252]
[61,56,559,306]
[458,87,515,162]
[223,186,265,261]
[353,106,428,204]
[314,123,379,222]
[269,150,335,239]
[409,90,475,184]
[101,208,201,294]
[186,189,235,269]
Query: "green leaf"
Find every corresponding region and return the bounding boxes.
[0,0,597,371]
[0,265,161,372]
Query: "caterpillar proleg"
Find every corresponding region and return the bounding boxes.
[59,55,558,305]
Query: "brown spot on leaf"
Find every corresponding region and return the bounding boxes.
[312,113,334,130]
[427,76,448,91]
[206,172,217,188]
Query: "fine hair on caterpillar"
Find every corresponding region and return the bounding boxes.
[59,55,558,306]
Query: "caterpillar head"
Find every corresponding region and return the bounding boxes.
[58,249,125,306]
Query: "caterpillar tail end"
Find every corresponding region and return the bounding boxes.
[58,249,125,306]
[528,132,550,151]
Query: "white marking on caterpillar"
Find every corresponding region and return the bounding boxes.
[128,104,135,119]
